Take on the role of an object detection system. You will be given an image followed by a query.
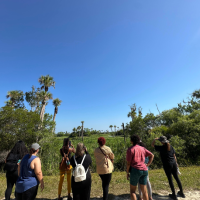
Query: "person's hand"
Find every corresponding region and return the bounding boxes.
[40,181,44,191]
[155,138,159,140]
[126,173,130,180]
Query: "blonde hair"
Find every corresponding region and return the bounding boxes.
[75,143,85,158]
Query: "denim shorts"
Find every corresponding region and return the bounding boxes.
[130,167,148,186]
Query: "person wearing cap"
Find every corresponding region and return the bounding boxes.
[152,136,185,200]
[94,137,114,200]
[15,143,44,200]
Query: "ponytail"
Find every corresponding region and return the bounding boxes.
[164,143,170,151]
[29,148,37,158]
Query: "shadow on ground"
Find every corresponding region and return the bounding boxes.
[33,193,171,200]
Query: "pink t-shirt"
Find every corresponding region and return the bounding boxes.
[126,145,152,171]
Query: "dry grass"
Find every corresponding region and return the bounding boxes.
[1,166,200,199]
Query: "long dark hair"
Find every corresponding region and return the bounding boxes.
[9,141,28,159]
[164,143,170,151]
[138,141,146,148]
[62,138,70,154]
[130,135,140,146]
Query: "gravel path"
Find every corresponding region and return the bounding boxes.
[2,190,200,200]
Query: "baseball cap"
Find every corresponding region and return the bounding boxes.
[31,143,40,150]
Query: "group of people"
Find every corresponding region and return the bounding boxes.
[3,135,185,200]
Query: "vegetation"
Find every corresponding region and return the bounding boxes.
[1,74,200,177]
[1,166,200,199]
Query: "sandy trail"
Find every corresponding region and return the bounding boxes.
[2,191,200,200]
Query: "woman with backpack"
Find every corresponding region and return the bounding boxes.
[151,136,185,200]
[58,138,75,200]
[4,140,28,200]
[70,143,92,200]
[94,137,114,200]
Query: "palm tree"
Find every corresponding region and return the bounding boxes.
[38,91,53,122]
[114,125,117,132]
[72,127,77,136]
[81,121,84,141]
[38,75,56,92]
[6,90,24,108]
[77,126,82,138]
[52,98,62,122]
[109,125,113,132]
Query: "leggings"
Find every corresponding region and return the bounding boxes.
[16,185,38,200]
[58,169,72,195]
[99,173,112,200]
[138,175,152,198]
[5,170,18,200]
[164,162,183,194]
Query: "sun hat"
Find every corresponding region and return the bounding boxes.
[31,143,40,150]
[158,136,169,143]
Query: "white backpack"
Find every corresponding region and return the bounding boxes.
[73,154,88,182]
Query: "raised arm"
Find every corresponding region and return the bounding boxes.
[151,138,158,148]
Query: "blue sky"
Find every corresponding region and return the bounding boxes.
[0,0,200,133]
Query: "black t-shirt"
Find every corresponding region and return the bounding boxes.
[155,145,176,167]
[4,153,20,172]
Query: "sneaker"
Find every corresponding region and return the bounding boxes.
[169,193,178,200]
[177,191,186,198]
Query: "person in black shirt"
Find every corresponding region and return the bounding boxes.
[152,136,185,200]
[4,141,28,200]
[70,143,92,200]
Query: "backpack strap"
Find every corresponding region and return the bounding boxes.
[73,155,77,166]
[85,167,89,174]
[81,154,86,165]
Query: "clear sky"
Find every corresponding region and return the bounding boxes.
[0,0,200,133]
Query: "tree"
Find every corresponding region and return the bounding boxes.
[25,86,42,111]
[128,104,137,121]
[6,90,24,108]
[52,98,62,122]
[72,127,77,134]
[0,106,54,151]
[38,91,53,122]
[81,121,84,141]
[114,125,117,132]
[77,126,82,137]
[38,75,56,92]
[109,125,113,132]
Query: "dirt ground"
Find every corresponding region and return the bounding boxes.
[2,190,200,200]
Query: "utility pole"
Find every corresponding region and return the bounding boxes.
[122,123,125,142]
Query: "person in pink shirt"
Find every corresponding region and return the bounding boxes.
[126,135,154,200]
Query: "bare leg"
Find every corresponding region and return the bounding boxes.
[138,183,143,199]
[139,184,148,200]
[130,184,137,200]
